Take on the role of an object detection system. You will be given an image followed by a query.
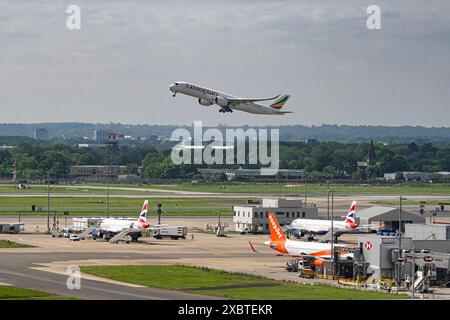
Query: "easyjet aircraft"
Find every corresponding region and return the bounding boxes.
[169,81,293,114]
[264,212,354,260]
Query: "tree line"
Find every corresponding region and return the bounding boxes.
[1,140,450,180]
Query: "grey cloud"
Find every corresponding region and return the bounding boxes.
[0,0,450,127]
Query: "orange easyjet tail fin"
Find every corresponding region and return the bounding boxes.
[268,212,287,241]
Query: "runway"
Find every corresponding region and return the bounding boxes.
[0,251,221,300]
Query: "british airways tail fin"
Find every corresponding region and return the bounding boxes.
[139,200,148,222]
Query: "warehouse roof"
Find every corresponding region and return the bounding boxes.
[358,206,425,223]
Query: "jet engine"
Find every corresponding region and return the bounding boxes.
[198,98,213,106]
[214,96,229,107]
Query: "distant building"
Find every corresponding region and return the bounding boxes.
[73,144,105,149]
[70,165,128,179]
[146,135,159,143]
[199,168,303,181]
[34,128,49,140]
[384,171,430,182]
[93,129,118,143]
[233,198,318,233]
[0,145,15,150]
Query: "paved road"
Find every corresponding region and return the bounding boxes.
[0,252,221,300]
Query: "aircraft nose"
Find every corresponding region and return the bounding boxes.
[169,84,175,92]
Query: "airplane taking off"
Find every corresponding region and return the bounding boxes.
[289,201,359,240]
[264,213,354,260]
[94,200,151,241]
[169,81,293,115]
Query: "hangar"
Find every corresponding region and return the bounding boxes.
[358,206,425,232]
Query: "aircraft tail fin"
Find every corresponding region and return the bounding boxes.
[139,200,148,223]
[268,213,287,241]
[345,201,358,228]
[270,94,290,109]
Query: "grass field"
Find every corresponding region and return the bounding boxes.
[2,181,449,216]
[371,199,450,206]
[0,197,238,216]
[0,240,32,248]
[0,285,73,300]
[80,265,406,300]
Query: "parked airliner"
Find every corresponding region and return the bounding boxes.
[93,200,151,242]
[169,81,293,115]
[262,213,354,260]
[290,201,359,239]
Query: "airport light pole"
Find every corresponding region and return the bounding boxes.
[398,196,406,286]
[47,174,50,234]
[107,165,110,218]
[411,243,416,299]
[330,188,335,279]
[157,204,162,225]
[53,172,57,230]
[304,172,308,204]
[327,181,330,220]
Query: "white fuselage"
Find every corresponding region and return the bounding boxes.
[290,219,353,234]
[99,218,144,233]
[169,82,285,114]
[267,239,354,259]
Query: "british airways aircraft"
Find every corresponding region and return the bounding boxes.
[169,81,293,115]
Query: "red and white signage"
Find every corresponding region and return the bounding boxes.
[364,241,373,250]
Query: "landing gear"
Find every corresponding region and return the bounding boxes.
[172,93,176,97]
[219,108,233,113]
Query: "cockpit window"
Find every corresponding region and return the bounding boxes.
[175,82,179,85]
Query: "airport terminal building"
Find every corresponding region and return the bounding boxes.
[233,198,318,233]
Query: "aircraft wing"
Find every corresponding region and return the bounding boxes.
[274,111,294,114]
[289,226,323,235]
[227,95,280,105]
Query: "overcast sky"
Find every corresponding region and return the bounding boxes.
[1,0,450,127]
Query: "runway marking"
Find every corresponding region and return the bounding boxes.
[0,269,173,300]
[30,266,147,288]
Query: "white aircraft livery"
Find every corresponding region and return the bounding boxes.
[169,81,293,115]
[264,213,354,260]
[94,200,151,241]
[290,201,358,237]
